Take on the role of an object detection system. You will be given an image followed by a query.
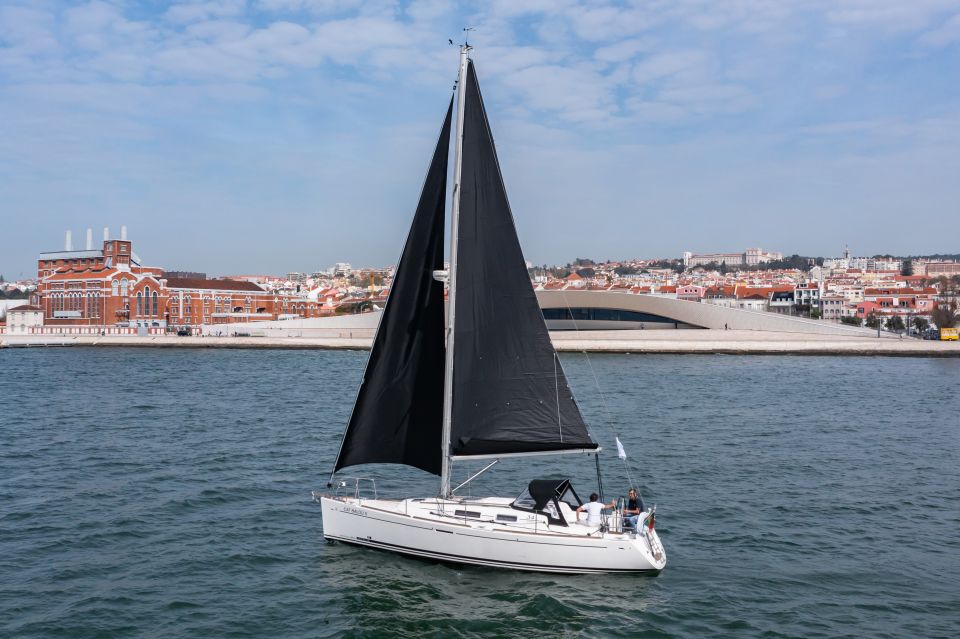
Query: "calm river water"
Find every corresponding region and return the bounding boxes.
[1,349,958,638]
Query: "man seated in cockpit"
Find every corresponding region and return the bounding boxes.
[575,493,616,527]
[622,488,645,530]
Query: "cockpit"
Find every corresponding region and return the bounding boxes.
[511,479,583,526]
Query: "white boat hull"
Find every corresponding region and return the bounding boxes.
[320,495,666,574]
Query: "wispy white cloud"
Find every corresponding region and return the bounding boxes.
[659,83,755,110]
[500,63,618,123]
[183,19,252,42]
[0,5,61,63]
[631,51,708,85]
[826,0,957,30]
[257,0,351,11]
[404,0,454,22]
[563,4,655,41]
[594,38,653,64]
[919,12,960,47]
[164,0,246,25]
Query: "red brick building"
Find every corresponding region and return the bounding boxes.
[34,232,328,330]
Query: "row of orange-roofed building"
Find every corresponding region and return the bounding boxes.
[533,260,955,326]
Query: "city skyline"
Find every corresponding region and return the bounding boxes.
[2,1,960,277]
[4,227,957,284]
[10,226,956,337]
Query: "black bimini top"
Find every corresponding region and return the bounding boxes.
[527,479,578,511]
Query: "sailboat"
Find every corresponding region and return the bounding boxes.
[317,46,666,574]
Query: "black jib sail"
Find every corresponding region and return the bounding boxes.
[333,99,452,476]
[450,61,597,457]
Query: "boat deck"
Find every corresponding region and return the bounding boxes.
[323,494,648,541]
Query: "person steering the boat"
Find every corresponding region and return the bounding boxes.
[575,493,616,527]
[622,488,645,531]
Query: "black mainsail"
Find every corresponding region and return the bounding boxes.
[332,56,597,484]
[449,61,597,458]
[332,99,452,476]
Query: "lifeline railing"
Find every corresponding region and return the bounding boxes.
[312,476,378,503]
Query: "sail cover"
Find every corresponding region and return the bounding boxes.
[333,99,452,476]
[450,61,597,457]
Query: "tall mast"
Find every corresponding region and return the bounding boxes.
[440,44,470,498]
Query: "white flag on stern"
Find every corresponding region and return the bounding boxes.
[615,437,627,460]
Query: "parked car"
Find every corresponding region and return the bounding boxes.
[922,328,940,340]
[176,328,191,336]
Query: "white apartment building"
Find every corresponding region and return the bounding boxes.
[823,257,902,272]
[6,305,44,334]
[795,282,822,308]
[682,248,783,267]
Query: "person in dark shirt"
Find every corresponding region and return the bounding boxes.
[623,488,645,531]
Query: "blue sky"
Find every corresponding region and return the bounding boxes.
[1,0,959,278]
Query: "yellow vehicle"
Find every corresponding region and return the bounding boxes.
[941,327,959,341]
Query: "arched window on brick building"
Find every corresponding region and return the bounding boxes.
[153,291,158,317]
[137,292,143,316]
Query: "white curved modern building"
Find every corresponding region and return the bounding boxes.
[207,289,880,338]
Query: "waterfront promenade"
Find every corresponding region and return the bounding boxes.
[3,330,957,356]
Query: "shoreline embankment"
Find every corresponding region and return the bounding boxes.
[2,330,958,357]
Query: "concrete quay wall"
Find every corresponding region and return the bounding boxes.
[550,331,958,356]
[3,331,958,356]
